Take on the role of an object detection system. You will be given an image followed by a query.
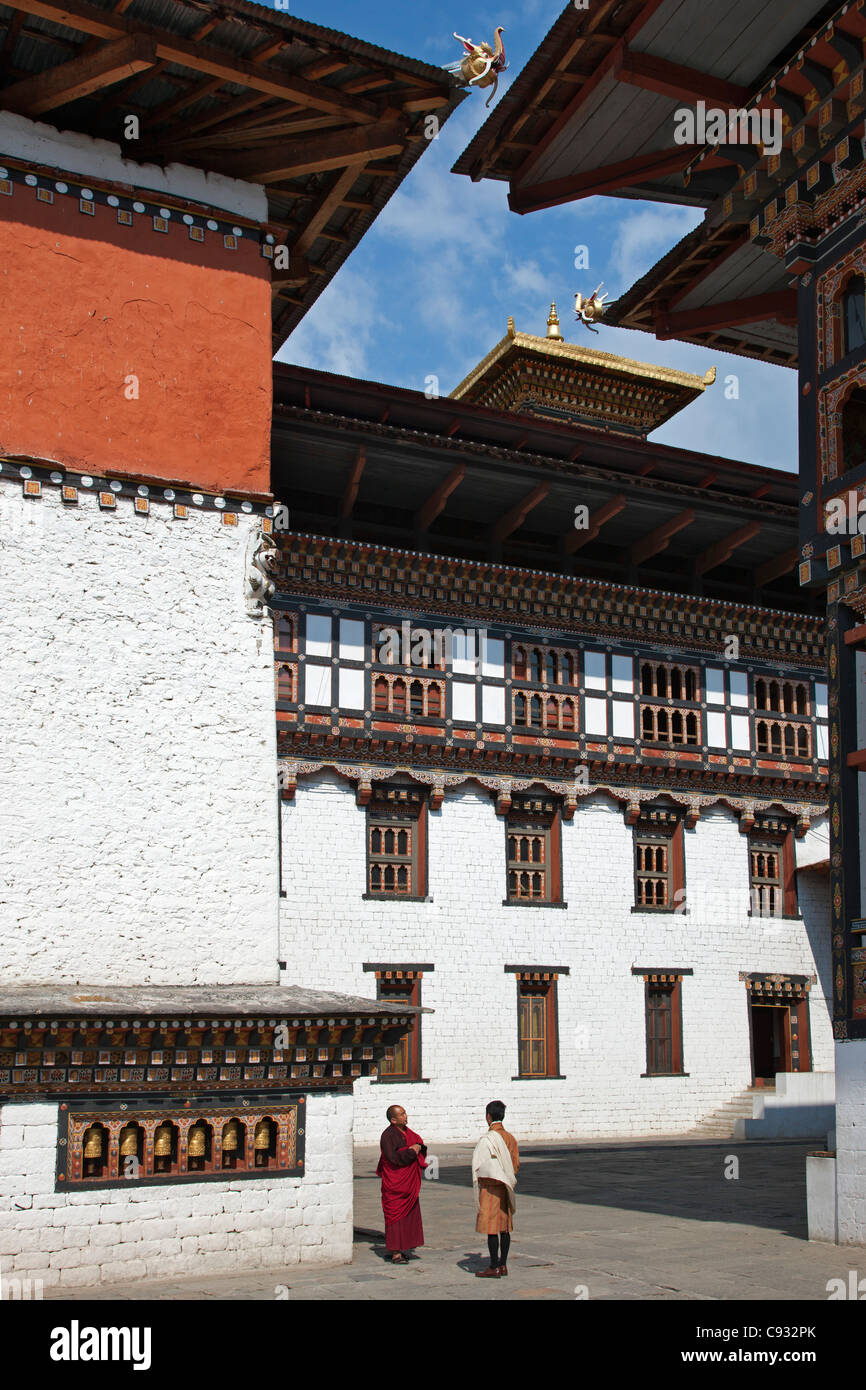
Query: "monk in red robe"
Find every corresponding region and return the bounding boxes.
[376,1104,427,1263]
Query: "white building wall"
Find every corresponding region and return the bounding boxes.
[0,480,279,985]
[836,1039,866,1245]
[280,773,833,1144]
[0,1095,353,1288]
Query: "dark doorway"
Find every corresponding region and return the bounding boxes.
[750,1004,791,1082]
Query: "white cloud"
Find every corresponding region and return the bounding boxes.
[278,268,385,381]
[607,205,703,296]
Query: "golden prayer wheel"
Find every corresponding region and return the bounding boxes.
[222,1119,242,1152]
[82,1125,103,1159]
[119,1124,139,1157]
[187,1122,207,1158]
[253,1119,271,1150]
[153,1123,173,1157]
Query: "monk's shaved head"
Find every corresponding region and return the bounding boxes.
[386,1104,401,1122]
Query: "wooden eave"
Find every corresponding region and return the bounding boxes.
[452,0,833,208]
[271,364,818,614]
[0,0,464,348]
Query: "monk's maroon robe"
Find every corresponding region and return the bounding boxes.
[376,1124,427,1252]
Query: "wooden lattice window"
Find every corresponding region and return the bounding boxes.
[513,973,561,1078]
[513,691,578,731]
[755,718,811,758]
[749,822,797,917]
[755,679,809,714]
[367,789,426,897]
[375,974,422,1082]
[640,661,699,701]
[642,978,684,1076]
[640,706,699,745]
[633,808,684,911]
[512,644,578,687]
[506,797,561,903]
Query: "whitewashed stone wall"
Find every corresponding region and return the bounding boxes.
[0,480,279,984]
[0,1094,353,1288]
[280,772,833,1144]
[835,1039,866,1245]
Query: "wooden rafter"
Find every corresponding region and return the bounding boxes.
[210,118,407,183]
[631,509,695,566]
[613,47,749,107]
[491,484,550,543]
[695,522,760,576]
[340,446,367,519]
[2,33,156,114]
[655,292,798,338]
[563,493,627,554]
[509,146,692,213]
[295,165,367,255]
[415,465,466,531]
[754,547,797,587]
[1,0,382,121]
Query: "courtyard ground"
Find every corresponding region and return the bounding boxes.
[47,1137,856,1301]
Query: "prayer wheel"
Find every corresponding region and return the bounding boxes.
[187,1122,207,1159]
[253,1118,271,1166]
[119,1124,139,1158]
[153,1123,173,1157]
[221,1119,241,1152]
[82,1125,103,1159]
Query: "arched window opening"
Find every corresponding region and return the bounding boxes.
[841,386,866,474]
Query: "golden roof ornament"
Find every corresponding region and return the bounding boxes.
[507,315,516,338]
[546,303,564,341]
[445,27,508,107]
[574,283,609,334]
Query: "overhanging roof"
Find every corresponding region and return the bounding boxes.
[453,0,825,208]
[0,0,464,348]
[272,361,816,613]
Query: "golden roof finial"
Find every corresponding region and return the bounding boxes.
[507,315,516,338]
[546,302,563,341]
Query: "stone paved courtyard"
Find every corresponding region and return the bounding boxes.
[47,1137,858,1301]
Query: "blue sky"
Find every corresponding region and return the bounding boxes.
[273,0,797,472]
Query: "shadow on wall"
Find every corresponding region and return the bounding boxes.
[432,1140,812,1238]
[798,867,833,1011]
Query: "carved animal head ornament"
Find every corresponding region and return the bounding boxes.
[574,283,609,334]
[447,27,507,106]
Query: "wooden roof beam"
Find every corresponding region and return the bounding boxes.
[695,521,761,576]
[509,146,692,213]
[415,464,466,531]
[1,32,155,114]
[655,291,797,338]
[563,493,627,554]
[491,484,550,543]
[754,547,797,587]
[613,47,750,107]
[340,446,367,519]
[631,508,695,566]
[212,118,407,183]
[295,165,365,255]
[2,0,382,121]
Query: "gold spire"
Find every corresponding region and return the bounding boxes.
[546,302,563,340]
[507,315,516,338]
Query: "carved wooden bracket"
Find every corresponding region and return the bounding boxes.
[624,801,641,826]
[738,809,756,835]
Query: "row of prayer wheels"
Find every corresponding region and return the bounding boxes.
[81,1118,275,1170]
